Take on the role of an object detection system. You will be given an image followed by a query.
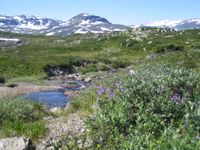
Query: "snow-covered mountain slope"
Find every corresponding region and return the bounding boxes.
[46,13,127,35]
[144,20,182,28]
[142,18,200,31]
[0,15,62,34]
[0,14,128,36]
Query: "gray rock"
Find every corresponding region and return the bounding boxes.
[0,137,35,150]
[84,77,92,82]
[129,69,135,75]
[49,107,62,113]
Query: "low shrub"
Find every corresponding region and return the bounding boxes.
[98,63,110,71]
[79,64,98,74]
[155,44,184,54]
[111,61,130,69]
[0,98,48,139]
[87,64,200,149]
[0,98,47,125]
[52,131,88,150]
[66,87,98,114]
[1,120,46,140]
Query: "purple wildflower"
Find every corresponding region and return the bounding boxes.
[97,84,116,99]
[106,88,111,93]
[109,93,115,99]
[97,85,105,96]
[98,88,105,96]
[171,93,182,103]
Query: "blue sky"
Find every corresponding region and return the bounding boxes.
[1,0,200,25]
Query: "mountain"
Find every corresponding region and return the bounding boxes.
[0,15,62,34]
[45,13,128,36]
[142,18,200,31]
[0,13,128,36]
[1,14,200,36]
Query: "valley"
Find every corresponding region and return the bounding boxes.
[0,26,200,149]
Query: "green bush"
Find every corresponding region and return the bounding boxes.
[155,44,184,53]
[79,64,98,74]
[98,63,110,71]
[52,131,88,150]
[111,61,130,69]
[0,98,47,125]
[1,120,46,140]
[0,98,48,139]
[87,64,200,149]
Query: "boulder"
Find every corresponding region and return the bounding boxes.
[129,69,136,75]
[0,137,35,150]
[84,77,92,82]
[49,107,62,113]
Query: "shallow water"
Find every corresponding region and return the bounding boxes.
[21,81,86,108]
[22,90,68,108]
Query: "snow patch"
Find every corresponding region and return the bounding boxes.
[91,30,103,34]
[91,21,104,25]
[187,19,200,24]
[75,28,89,34]
[80,20,90,25]
[0,16,6,19]
[13,16,23,22]
[60,21,70,26]
[86,25,91,27]
[0,38,21,42]
[114,28,123,31]
[100,27,111,31]
[46,32,55,36]
[83,13,89,17]
[80,20,104,25]
[17,22,49,30]
[145,20,182,28]
[131,25,140,28]
[52,26,60,29]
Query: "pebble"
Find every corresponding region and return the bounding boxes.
[36,114,87,150]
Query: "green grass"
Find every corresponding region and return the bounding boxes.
[1,29,200,81]
[65,86,99,115]
[0,97,49,140]
[0,31,199,85]
[0,120,46,140]
[7,74,47,85]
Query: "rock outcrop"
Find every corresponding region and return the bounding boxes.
[0,137,35,150]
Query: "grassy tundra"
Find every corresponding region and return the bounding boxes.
[0,28,200,149]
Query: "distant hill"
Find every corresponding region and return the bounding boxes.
[0,13,128,36]
[142,18,200,31]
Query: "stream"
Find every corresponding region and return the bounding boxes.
[21,81,86,108]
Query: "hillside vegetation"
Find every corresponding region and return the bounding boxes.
[0,28,200,81]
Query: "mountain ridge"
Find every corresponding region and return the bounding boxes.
[0,13,128,36]
[1,13,200,36]
[142,18,200,31]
